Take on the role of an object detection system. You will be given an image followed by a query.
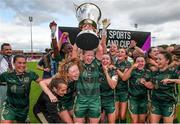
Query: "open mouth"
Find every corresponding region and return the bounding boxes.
[102,61,108,65]
[74,76,79,80]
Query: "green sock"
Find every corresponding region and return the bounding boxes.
[115,119,119,123]
[120,119,126,123]
[159,118,163,123]
[173,118,179,123]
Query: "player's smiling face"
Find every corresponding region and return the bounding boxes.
[14,57,26,74]
[101,54,111,66]
[68,64,80,81]
[56,83,67,96]
[156,53,169,69]
[135,57,145,70]
[117,48,127,61]
[83,50,95,64]
[110,43,118,55]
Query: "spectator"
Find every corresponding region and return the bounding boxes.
[0,43,13,115]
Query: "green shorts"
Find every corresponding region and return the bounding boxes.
[115,91,128,102]
[57,98,74,112]
[73,96,101,118]
[128,96,148,114]
[101,96,115,114]
[1,103,28,121]
[150,101,176,117]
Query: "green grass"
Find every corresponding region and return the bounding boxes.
[27,62,42,123]
[28,62,180,123]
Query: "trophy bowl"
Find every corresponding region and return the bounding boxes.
[76,3,101,29]
[75,30,99,50]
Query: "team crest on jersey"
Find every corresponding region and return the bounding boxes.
[119,66,125,71]
[24,77,30,84]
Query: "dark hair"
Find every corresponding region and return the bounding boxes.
[48,77,67,90]
[119,48,128,56]
[45,48,52,53]
[13,54,27,63]
[158,45,168,50]
[134,55,145,62]
[147,47,156,58]
[61,42,71,50]
[82,50,96,55]
[170,44,176,47]
[1,43,10,50]
[159,51,172,64]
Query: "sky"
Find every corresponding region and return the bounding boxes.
[0,0,180,52]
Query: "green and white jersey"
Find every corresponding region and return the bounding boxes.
[129,69,151,98]
[115,60,131,93]
[151,69,179,104]
[99,67,116,98]
[76,59,101,97]
[0,71,39,108]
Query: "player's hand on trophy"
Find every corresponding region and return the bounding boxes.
[49,21,57,39]
[102,18,111,29]
[51,26,57,39]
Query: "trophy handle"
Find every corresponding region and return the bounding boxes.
[96,21,100,34]
[73,2,79,10]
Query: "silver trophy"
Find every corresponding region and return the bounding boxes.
[75,3,101,50]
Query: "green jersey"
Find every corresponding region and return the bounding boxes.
[100,67,116,98]
[129,69,151,98]
[60,81,76,106]
[115,60,131,93]
[76,59,101,97]
[151,69,179,104]
[0,71,39,108]
[54,52,64,63]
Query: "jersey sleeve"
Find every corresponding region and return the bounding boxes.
[0,72,7,83]
[31,71,40,81]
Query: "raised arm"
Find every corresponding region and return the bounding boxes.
[39,78,58,102]
[71,43,78,59]
[121,63,138,81]
[129,40,145,56]
[57,32,70,52]
[103,66,118,89]
[161,78,180,84]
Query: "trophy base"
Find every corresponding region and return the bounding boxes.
[75,30,99,50]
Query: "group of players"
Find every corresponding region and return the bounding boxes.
[0,21,180,123]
